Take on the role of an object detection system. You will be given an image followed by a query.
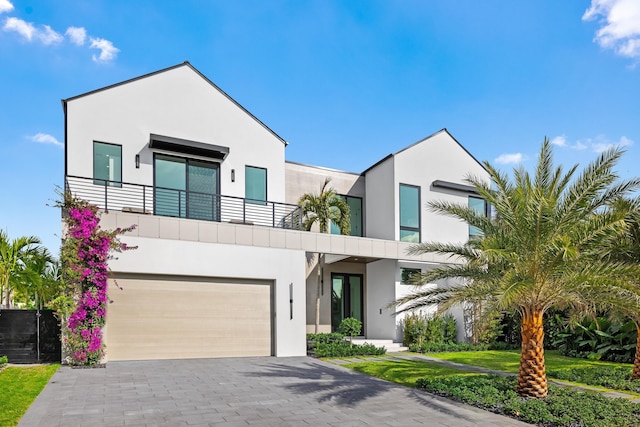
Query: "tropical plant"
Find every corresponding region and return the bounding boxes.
[14,250,62,310]
[58,191,135,366]
[338,317,362,346]
[298,178,350,333]
[599,197,640,378]
[391,139,640,398]
[0,230,43,308]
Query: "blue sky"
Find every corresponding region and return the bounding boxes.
[1,0,639,254]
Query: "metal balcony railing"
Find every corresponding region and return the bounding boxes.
[64,175,302,230]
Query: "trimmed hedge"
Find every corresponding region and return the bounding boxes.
[416,375,640,427]
[409,342,489,353]
[314,342,386,358]
[307,333,386,357]
[548,366,640,393]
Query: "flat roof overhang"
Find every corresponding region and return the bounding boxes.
[432,179,479,194]
[149,134,229,160]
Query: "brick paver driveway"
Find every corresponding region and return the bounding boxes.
[19,357,530,426]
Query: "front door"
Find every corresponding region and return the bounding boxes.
[331,273,364,335]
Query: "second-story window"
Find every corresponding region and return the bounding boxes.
[330,195,363,237]
[468,196,487,238]
[245,166,267,204]
[400,184,420,242]
[93,141,122,187]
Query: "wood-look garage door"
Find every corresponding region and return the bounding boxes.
[105,275,273,361]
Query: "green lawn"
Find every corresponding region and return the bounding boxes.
[344,351,636,395]
[423,350,632,373]
[0,365,59,427]
[346,359,481,387]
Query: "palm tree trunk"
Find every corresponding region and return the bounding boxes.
[632,322,640,380]
[516,307,547,398]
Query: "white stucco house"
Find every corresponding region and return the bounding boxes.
[63,62,489,361]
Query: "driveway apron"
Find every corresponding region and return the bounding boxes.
[19,357,530,427]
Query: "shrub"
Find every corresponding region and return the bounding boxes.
[409,342,489,353]
[550,316,636,363]
[403,312,428,347]
[548,366,640,392]
[338,317,362,345]
[314,342,386,358]
[306,333,344,344]
[0,355,7,368]
[402,313,457,346]
[417,375,640,427]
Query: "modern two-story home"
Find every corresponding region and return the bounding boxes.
[63,62,489,361]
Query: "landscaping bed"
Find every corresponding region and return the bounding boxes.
[307,332,386,358]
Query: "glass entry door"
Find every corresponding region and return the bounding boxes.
[331,273,364,335]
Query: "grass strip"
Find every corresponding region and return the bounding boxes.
[0,365,59,427]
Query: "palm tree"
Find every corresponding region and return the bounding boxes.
[298,178,350,333]
[17,249,60,310]
[0,230,43,308]
[392,139,640,398]
[600,198,640,380]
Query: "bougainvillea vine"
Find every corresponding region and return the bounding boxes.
[58,192,135,366]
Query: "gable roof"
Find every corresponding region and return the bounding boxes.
[61,61,288,145]
[362,128,487,174]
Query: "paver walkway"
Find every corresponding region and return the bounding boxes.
[19,356,530,427]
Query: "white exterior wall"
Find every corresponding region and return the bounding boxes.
[392,131,489,243]
[364,158,395,240]
[285,162,364,205]
[109,235,306,357]
[365,259,397,339]
[65,65,286,203]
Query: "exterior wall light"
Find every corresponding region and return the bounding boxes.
[135,154,140,169]
[231,169,235,182]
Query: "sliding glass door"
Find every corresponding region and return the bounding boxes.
[154,154,219,220]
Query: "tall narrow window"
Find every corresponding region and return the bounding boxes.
[93,142,122,187]
[330,195,363,237]
[245,166,267,204]
[399,184,420,242]
[468,196,487,238]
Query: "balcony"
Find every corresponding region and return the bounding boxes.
[64,175,302,230]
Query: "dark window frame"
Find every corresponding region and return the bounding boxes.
[399,183,421,242]
[153,152,220,220]
[245,165,268,204]
[93,141,122,187]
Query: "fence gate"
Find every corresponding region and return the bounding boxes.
[0,309,61,363]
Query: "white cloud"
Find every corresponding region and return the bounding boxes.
[38,24,63,45]
[3,17,35,40]
[65,26,86,46]
[591,135,633,152]
[550,135,567,147]
[89,37,119,63]
[30,133,63,148]
[495,153,524,165]
[2,17,62,44]
[0,0,14,14]
[583,0,640,59]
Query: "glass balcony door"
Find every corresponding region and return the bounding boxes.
[154,154,219,220]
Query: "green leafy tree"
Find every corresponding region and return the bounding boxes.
[391,139,640,398]
[298,178,350,333]
[0,230,43,308]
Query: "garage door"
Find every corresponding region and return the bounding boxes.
[105,275,273,361]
